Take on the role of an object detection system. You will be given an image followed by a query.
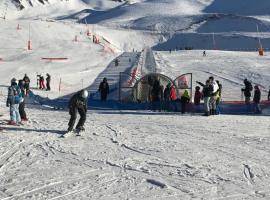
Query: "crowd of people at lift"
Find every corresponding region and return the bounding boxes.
[3,72,270,133]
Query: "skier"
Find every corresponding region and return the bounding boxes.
[39,75,45,90]
[18,80,28,121]
[23,74,30,96]
[253,85,261,114]
[114,58,119,67]
[180,90,190,114]
[67,89,88,133]
[209,76,219,115]
[46,73,51,91]
[197,80,213,116]
[241,79,253,104]
[203,51,206,57]
[99,78,109,101]
[6,78,23,125]
[163,82,177,111]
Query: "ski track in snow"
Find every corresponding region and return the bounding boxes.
[1,101,270,199]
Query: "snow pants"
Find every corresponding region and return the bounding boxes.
[19,101,27,120]
[10,104,21,123]
[254,103,261,114]
[68,107,86,131]
[209,96,217,111]
[204,97,211,113]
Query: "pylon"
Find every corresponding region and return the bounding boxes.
[28,40,32,50]
[17,24,20,30]
[74,35,78,42]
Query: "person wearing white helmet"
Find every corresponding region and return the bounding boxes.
[67,89,88,133]
[6,78,23,125]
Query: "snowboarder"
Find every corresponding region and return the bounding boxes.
[18,80,28,121]
[253,85,261,114]
[39,75,45,90]
[6,78,23,125]
[67,89,88,133]
[46,73,51,91]
[99,78,109,101]
[23,74,30,96]
[241,79,253,104]
[181,90,190,114]
[197,80,213,116]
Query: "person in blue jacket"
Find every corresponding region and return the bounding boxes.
[6,78,23,125]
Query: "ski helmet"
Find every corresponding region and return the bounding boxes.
[81,90,88,99]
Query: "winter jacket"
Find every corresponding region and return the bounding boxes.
[242,80,253,98]
[68,91,87,112]
[99,81,109,95]
[6,85,22,106]
[194,90,202,105]
[23,76,30,84]
[197,82,213,97]
[163,86,170,101]
[151,81,163,101]
[170,86,177,101]
[253,89,261,104]
[46,74,51,83]
[181,90,190,103]
[211,81,219,95]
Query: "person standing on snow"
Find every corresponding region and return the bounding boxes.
[197,80,213,116]
[6,78,23,125]
[67,89,88,132]
[253,85,261,114]
[39,75,46,90]
[99,78,109,101]
[46,73,51,91]
[208,76,219,115]
[194,86,202,112]
[151,80,163,111]
[23,74,30,96]
[18,80,28,121]
[241,79,253,104]
[181,90,190,114]
[215,80,222,114]
[163,82,177,111]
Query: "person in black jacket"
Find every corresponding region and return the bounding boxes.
[18,80,27,121]
[197,80,213,116]
[67,89,88,132]
[99,78,109,101]
[46,73,51,91]
[253,85,261,114]
[241,79,253,104]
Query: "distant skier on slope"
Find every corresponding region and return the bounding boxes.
[6,78,23,125]
[67,89,88,133]
[99,78,109,101]
[241,79,253,104]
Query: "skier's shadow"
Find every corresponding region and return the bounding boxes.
[2,126,65,135]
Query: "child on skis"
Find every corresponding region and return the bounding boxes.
[6,78,23,125]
